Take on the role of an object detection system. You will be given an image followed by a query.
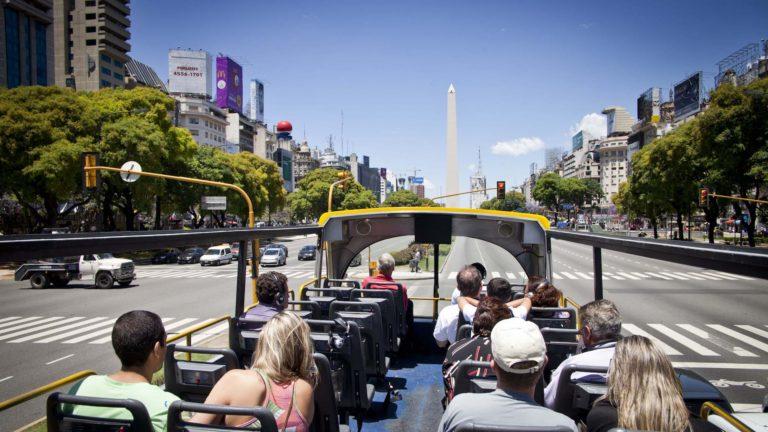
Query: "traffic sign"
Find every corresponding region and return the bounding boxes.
[412,177,424,185]
[202,196,227,211]
[120,161,142,183]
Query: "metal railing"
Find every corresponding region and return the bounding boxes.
[700,401,752,432]
[0,370,97,412]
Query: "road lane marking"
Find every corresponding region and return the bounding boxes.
[518,271,528,281]
[0,376,12,383]
[660,272,689,280]
[711,271,754,281]
[552,273,562,280]
[677,324,757,357]
[616,272,640,280]
[701,272,736,280]
[0,317,62,335]
[9,317,109,343]
[491,272,501,278]
[695,272,723,280]
[37,319,117,344]
[682,272,706,280]
[643,272,673,280]
[46,354,74,365]
[0,316,43,330]
[647,324,719,356]
[0,317,21,324]
[0,316,84,341]
[190,322,230,345]
[736,325,768,339]
[505,272,516,280]
[630,272,650,279]
[603,272,624,280]
[707,325,768,354]
[672,362,768,370]
[86,318,178,344]
[560,272,578,280]
[623,324,682,355]
[575,272,592,280]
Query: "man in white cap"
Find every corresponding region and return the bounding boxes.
[438,318,578,432]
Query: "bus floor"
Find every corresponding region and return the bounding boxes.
[361,318,446,432]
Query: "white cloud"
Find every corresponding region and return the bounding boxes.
[491,137,545,157]
[569,113,606,139]
[423,178,435,190]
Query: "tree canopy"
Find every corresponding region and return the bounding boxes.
[287,168,379,221]
[382,189,438,207]
[479,190,526,211]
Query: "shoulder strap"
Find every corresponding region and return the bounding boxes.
[281,381,296,432]
[252,368,273,406]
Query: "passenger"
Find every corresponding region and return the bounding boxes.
[438,318,578,432]
[457,277,532,321]
[441,297,511,407]
[587,335,719,432]
[68,310,179,432]
[526,280,569,319]
[362,253,414,336]
[450,262,487,304]
[244,272,289,327]
[191,311,315,431]
[434,266,482,347]
[544,299,621,408]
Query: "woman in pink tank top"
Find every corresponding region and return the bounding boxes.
[190,311,316,431]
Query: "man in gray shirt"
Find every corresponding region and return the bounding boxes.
[438,318,578,432]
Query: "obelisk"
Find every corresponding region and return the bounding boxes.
[445,84,459,207]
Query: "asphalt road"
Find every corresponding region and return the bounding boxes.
[1,234,766,429]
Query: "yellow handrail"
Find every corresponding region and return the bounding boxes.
[298,276,326,300]
[700,401,753,432]
[0,369,97,412]
[409,296,452,302]
[167,315,231,360]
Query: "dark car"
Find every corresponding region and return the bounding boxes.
[151,249,180,264]
[298,245,317,261]
[177,247,205,264]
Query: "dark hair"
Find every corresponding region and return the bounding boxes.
[457,266,482,297]
[532,283,561,307]
[112,310,166,369]
[256,272,288,304]
[525,276,547,293]
[473,297,511,337]
[486,277,513,302]
[469,262,487,279]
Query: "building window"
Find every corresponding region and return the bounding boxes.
[86,39,96,46]
[188,117,199,125]
[35,21,48,85]
[24,15,32,85]
[85,1,96,6]
[101,79,111,87]
[204,131,208,138]
[101,66,111,76]
[112,60,123,68]
[86,13,96,19]
[189,129,199,136]
[100,53,110,64]
[86,26,96,33]
[113,72,123,81]
[4,7,21,88]
[188,106,198,111]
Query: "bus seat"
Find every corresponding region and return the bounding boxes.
[47,392,153,432]
[351,288,398,352]
[456,324,473,341]
[551,364,609,420]
[513,292,525,301]
[164,345,239,402]
[230,317,268,367]
[167,400,278,432]
[530,308,577,329]
[303,286,355,302]
[455,424,577,432]
[361,281,407,336]
[313,353,350,432]
[324,279,361,289]
[452,360,495,398]
[539,328,579,379]
[288,300,322,319]
[330,301,388,378]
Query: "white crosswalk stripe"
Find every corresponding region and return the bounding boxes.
[574,272,592,280]
[447,272,457,280]
[647,324,719,356]
[676,324,758,357]
[711,271,754,281]
[86,318,176,344]
[694,272,723,280]
[660,272,689,280]
[616,272,640,280]
[90,318,199,344]
[603,272,624,280]
[552,273,562,280]
[0,317,62,335]
[643,272,673,280]
[491,272,501,278]
[0,316,84,341]
[0,316,42,330]
[623,323,682,355]
[0,316,21,324]
[9,317,108,343]
[506,272,517,280]
[682,272,706,281]
[702,271,736,280]
[737,325,768,340]
[708,325,768,354]
[518,271,528,280]
[38,319,117,343]
[560,272,578,280]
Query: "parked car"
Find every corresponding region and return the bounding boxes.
[151,249,180,264]
[260,248,286,267]
[350,254,362,267]
[265,243,288,258]
[298,245,317,261]
[178,247,205,264]
[200,246,233,266]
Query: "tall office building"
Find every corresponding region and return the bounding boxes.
[249,79,264,123]
[54,0,131,91]
[0,0,54,88]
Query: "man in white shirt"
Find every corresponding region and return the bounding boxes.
[434,266,482,347]
[544,299,622,408]
[459,277,532,321]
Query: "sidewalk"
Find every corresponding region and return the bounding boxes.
[0,268,13,280]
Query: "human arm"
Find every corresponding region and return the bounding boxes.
[189,370,263,425]
[189,372,237,425]
[457,296,480,308]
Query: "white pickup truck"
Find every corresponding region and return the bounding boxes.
[15,254,136,289]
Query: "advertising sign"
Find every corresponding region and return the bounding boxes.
[673,72,703,120]
[216,56,243,113]
[637,87,661,124]
[202,196,227,211]
[380,168,387,178]
[572,131,584,152]
[249,79,264,123]
[168,50,212,97]
[412,177,424,185]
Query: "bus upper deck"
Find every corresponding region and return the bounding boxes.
[0,207,767,432]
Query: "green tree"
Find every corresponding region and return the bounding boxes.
[626,144,669,238]
[479,190,526,211]
[382,189,438,207]
[287,168,378,221]
[532,172,564,224]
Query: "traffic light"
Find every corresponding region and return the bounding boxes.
[496,181,506,200]
[82,152,99,191]
[699,188,709,207]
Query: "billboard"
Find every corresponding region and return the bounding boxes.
[412,177,424,185]
[168,50,212,97]
[216,56,243,113]
[249,79,264,123]
[572,131,584,151]
[637,87,661,124]
[380,168,387,178]
[673,72,703,120]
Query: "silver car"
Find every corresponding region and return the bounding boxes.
[260,248,286,267]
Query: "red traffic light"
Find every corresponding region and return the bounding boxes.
[496,181,506,200]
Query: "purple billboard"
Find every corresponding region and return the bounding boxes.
[215,56,243,113]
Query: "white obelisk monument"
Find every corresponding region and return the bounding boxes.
[445,84,459,207]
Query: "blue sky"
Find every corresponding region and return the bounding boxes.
[130,0,768,201]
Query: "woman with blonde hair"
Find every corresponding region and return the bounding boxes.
[586,335,718,432]
[191,311,316,431]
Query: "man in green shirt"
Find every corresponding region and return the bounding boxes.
[70,310,179,432]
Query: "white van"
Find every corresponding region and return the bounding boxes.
[200,246,233,266]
